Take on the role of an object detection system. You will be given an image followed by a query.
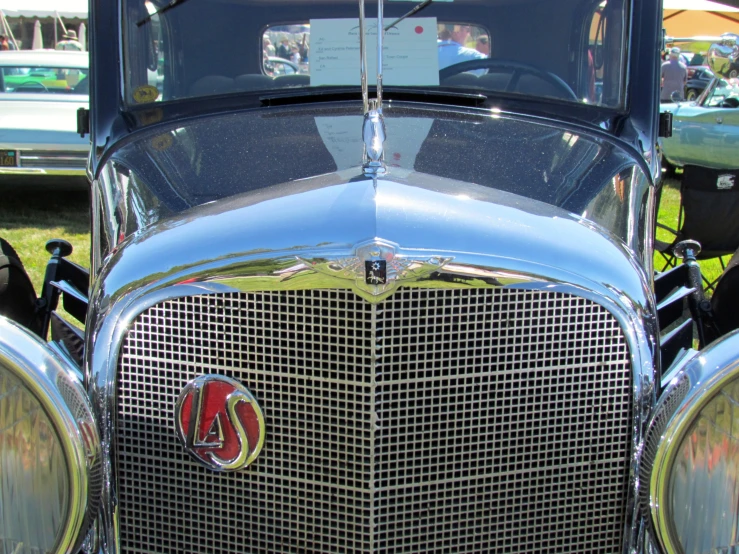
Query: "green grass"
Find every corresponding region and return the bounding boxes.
[0,176,728,308]
[0,187,91,295]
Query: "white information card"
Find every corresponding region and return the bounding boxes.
[309,17,440,87]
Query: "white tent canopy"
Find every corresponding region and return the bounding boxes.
[664,0,739,37]
[0,0,87,19]
[664,0,739,10]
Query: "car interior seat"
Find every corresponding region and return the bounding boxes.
[441,73,482,87]
[273,74,310,87]
[234,74,276,92]
[74,76,89,94]
[189,75,237,97]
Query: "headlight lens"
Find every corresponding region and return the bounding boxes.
[0,366,70,553]
[668,378,739,554]
[0,317,101,554]
[647,332,739,554]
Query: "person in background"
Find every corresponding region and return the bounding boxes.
[299,33,309,64]
[290,44,301,65]
[661,46,687,102]
[0,36,9,51]
[438,25,486,72]
[276,37,291,60]
[475,35,490,56]
[263,37,276,57]
[56,30,83,51]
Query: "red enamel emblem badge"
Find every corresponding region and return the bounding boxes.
[175,375,265,471]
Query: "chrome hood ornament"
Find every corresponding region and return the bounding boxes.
[362,102,386,175]
[359,0,387,177]
[298,238,453,299]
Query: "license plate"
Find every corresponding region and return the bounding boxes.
[0,151,16,167]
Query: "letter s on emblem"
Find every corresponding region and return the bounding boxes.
[175,375,266,472]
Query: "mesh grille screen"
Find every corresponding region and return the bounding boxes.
[116,288,633,554]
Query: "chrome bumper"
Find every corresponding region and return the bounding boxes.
[0,149,88,177]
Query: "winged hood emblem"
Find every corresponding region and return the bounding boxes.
[298,239,452,300]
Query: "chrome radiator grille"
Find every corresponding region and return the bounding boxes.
[116,288,633,553]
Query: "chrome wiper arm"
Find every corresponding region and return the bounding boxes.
[359,0,369,114]
[137,0,192,27]
[384,0,432,32]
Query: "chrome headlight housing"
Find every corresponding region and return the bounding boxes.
[0,317,101,554]
[644,330,739,554]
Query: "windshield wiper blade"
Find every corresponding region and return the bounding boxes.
[384,0,433,31]
[384,87,488,106]
[260,88,362,106]
[137,0,191,26]
[260,87,487,107]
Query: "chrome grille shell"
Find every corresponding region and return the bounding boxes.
[87,177,657,554]
[114,287,633,553]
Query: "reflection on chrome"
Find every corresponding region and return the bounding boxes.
[0,317,102,554]
[0,366,69,554]
[647,331,739,554]
[671,381,739,554]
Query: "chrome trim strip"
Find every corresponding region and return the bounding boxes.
[0,167,87,176]
[0,316,101,554]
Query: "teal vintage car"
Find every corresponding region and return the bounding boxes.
[660,76,739,170]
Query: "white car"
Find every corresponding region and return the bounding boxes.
[0,50,89,179]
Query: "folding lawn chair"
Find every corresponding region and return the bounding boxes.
[655,164,739,291]
[712,247,739,336]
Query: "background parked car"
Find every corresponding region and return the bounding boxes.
[660,75,739,170]
[0,50,89,184]
[263,56,301,76]
[684,52,711,79]
[686,67,715,100]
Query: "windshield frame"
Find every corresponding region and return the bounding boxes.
[120,0,630,113]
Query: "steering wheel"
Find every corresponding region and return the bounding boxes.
[19,81,49,91]
[440,59,578,101]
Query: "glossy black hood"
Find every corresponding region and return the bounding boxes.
[100,102,652,257]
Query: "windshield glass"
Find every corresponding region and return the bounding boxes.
[703,77,739,107]
[1,65,89,95]
[122,0,628,109]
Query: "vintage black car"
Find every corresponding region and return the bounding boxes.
[3,1,739,554]
[685,67,714,100]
